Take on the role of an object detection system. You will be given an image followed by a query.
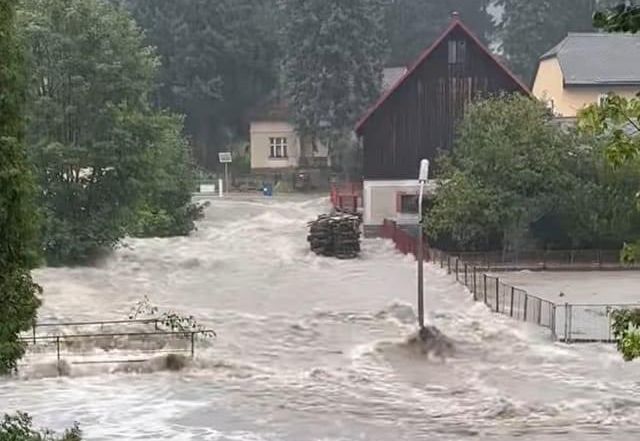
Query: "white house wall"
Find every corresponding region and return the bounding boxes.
[250,121,300,169]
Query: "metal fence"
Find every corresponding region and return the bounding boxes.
[20,319,215,373]
[455,249,639,271]
[431,249,640,343]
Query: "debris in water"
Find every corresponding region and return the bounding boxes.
[307,213,361,259]
[406,325,455,360]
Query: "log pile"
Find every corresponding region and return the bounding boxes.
[307,213,362,259]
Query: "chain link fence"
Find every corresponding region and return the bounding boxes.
[431,249,639,343]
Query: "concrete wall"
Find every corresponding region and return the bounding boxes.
[533,58,639,117]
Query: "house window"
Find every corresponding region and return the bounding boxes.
[269,137,288,158]
[448,39,466,64]
[598,94,609,107]
[398,194,419,214]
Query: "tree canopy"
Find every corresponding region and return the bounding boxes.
[280,0,386,162]
[0,0,41,374]
[498,0,620,82]
[123,0,280,168]
[428,94,640,253]
[384,0,494,66]
[19,0,199,265]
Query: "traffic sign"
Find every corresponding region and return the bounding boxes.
[218,152,233,163]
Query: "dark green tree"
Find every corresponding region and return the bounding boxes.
[123,0,280,168]
[498,0,619,82]
[0,0,41,374]
[281,0,387,161]
[428,94,640,253]
[594,1,640,32]
[384,0,494,66]
[19,0,199,264]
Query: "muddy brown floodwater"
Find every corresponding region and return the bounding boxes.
[2,196,640,440]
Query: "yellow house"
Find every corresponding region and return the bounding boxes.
[532,33,640,118]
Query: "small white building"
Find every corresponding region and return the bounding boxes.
[249,100,329,171]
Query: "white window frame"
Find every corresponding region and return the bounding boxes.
[269,137,288,159]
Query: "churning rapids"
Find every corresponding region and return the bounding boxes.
[2,196,640,440]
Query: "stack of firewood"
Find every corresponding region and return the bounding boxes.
[307,213,361,259]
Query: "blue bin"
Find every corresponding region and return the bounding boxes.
[263,183,273,197]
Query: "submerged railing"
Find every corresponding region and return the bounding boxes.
[21,319,215,372]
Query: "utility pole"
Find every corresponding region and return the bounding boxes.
[417,159,430,330]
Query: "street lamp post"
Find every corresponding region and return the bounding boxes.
[417,159,430,330]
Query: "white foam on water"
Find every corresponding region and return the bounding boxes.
[3,195,640,440]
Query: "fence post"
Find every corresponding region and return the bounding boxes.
[455,259,459,281]
[510,286,515,317]
[191,332,196,358]
[447,256,451,274]
[495,279,500,312]
[551,304,557,340]
[568,304,573,342]
[464,264,468,286]
[32,321,36,344]
[483,274,488,305]
[537,299,542,325]
[564,302,569,343]
[523,294,528,322]
[56,336,61,375]
[473,267,477,301]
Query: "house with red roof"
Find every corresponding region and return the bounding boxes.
[355,13,530,236]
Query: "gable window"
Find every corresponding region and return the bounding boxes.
[448,39,466,64]
[269,137,288,158]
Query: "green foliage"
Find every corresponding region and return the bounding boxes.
[578,94,640,258]
[1,413,81,441]
[280,0,387,160]
[129,295,216,338]
[18,0,200,263]
[428,95,572,251]
[428,94,640,252]
[123,0,280,168]
[594,2,640,32]
[128,113,203,238]
[0,0,42,374]
[610,309,640,361]
[384,0,494,66]
[498,0,619,82]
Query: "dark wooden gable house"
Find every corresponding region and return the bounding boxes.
[356,14,530,181]
[356,14,530,233]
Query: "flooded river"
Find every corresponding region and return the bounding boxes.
[2,197,640,440]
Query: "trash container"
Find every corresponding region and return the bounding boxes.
[263,183,273,197]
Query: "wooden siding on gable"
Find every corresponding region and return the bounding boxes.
[359,24,529,180]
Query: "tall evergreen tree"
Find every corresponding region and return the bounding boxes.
[124,0,280,168]
[0,0,41,374]
[384,0,494,66]
[498,0,619,82]
[281,0,387,159]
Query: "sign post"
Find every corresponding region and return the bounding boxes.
[417,159,430,331]
[218,152,232,195]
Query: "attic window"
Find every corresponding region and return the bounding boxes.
[448,40,466,64]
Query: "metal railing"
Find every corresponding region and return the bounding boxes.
[20,319,215,373]
[431,249,640,343]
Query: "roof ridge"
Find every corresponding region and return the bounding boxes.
[355,19,529,134]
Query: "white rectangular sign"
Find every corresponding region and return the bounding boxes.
[218,152,233,163]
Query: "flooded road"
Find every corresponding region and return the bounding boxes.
[2,196,640,440]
